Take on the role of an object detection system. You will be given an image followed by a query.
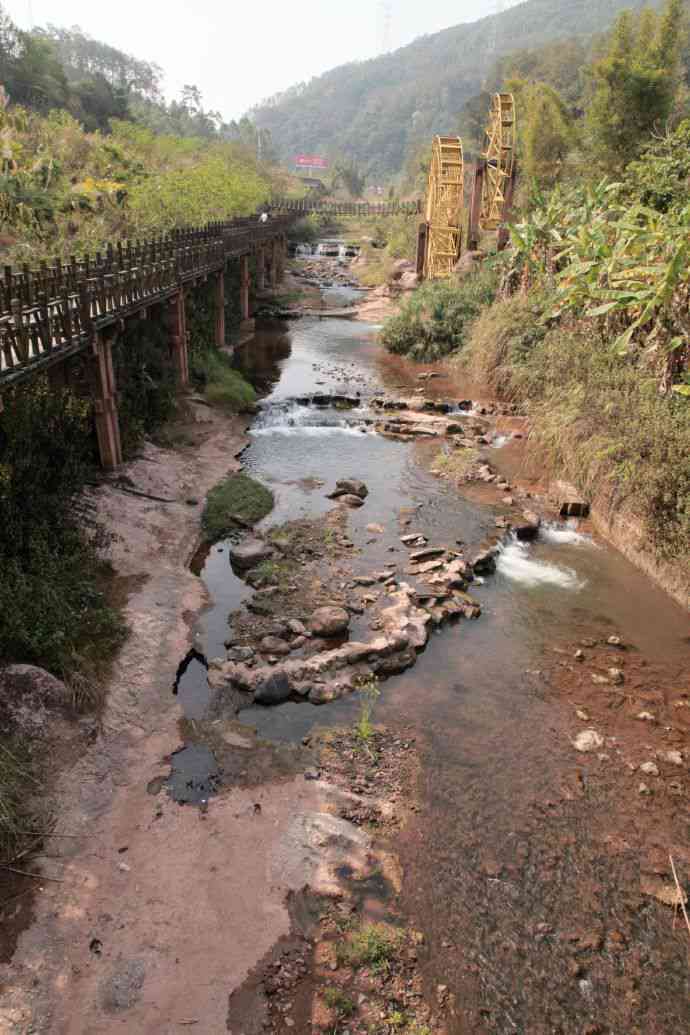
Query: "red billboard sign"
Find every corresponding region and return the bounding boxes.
[295,154,329,169]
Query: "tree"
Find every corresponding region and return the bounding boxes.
[585,0,686,172]
[521,82,576,185]
[332,160,365,198]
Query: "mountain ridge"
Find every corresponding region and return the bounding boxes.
[251,0,662,179]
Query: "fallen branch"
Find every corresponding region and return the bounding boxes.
[114,485,179,504]
[669,855,690,938]
[0,864,65,883]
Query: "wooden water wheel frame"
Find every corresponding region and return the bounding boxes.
[423,136,464,280]
[479,93,516,230]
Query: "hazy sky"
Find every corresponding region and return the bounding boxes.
[4,1,508,119]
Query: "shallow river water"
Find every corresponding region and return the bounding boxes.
[181,288,689,1031]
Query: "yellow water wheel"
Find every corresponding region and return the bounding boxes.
[480,93,516,231]
[423,136,464,280]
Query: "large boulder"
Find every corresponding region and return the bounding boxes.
[309,606,350,638]
[253,671,291,705]
[0,664,70,737]
[229,538,273,571]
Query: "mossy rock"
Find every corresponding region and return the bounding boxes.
[202,473,274,541]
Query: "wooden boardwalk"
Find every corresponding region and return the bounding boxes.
[0,215,295,390]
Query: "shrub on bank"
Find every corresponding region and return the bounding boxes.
[202,473,274,541]
[0,381,127,681]
[381,267,498,362]
[190,350,257,412]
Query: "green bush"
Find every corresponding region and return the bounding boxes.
[0,380,127,679]
[381,266,498,362]
[202,473,274,541]
[114,320,178,458]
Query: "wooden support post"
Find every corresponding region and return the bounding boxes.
[497,163,518,252]
[276,236,286,283]
[214,269,226,348]
[256,246,266,291]
[238,254,254,333]
[467,161,485,253]
[169,290,190,384]
[88,332,123,471]
[416,222,428,280]
[269,240,278,288]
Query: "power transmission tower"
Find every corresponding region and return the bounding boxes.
[378,1,393,55]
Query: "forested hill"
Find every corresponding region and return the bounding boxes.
[250,0,662,179]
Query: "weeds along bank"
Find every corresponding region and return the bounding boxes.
[0,104,271,264]
[380,122,690,599]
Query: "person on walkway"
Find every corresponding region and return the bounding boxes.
[259,211,269,223]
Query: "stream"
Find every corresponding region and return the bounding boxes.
[177,267,690,1031]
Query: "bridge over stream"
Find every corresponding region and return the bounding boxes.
[0,215,295,468]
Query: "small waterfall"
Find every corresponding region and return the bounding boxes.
[251,399,372,437]
[496,534,585,590]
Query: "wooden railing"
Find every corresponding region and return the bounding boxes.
[271,198,422,216]
[0,215,295,389]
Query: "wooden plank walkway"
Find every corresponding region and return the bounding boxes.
[0,215,295,390]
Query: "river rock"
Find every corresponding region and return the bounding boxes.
[514,511,541,541]
[254,672,291,705]
[309,606,350,637]
[338,494,365,508]
[409,546,446,563]
[573,729,604,753]
[471,546,498,575]
[331,479,369,499]
[260,636,291,656]
[229,539,273,570]
[309,684,341,705]
[227,646,255,663]
[375,648,417,676]
[286,618,308,637]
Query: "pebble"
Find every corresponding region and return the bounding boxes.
[607,635,623,647]
[639,761,659,777]
[665,750,683,766]
[573,729,604,752]
[638,782,651,795]
[636,711,656,722]
[607,668,624,685]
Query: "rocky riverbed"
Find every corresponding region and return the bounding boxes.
[2,250,688,1035]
